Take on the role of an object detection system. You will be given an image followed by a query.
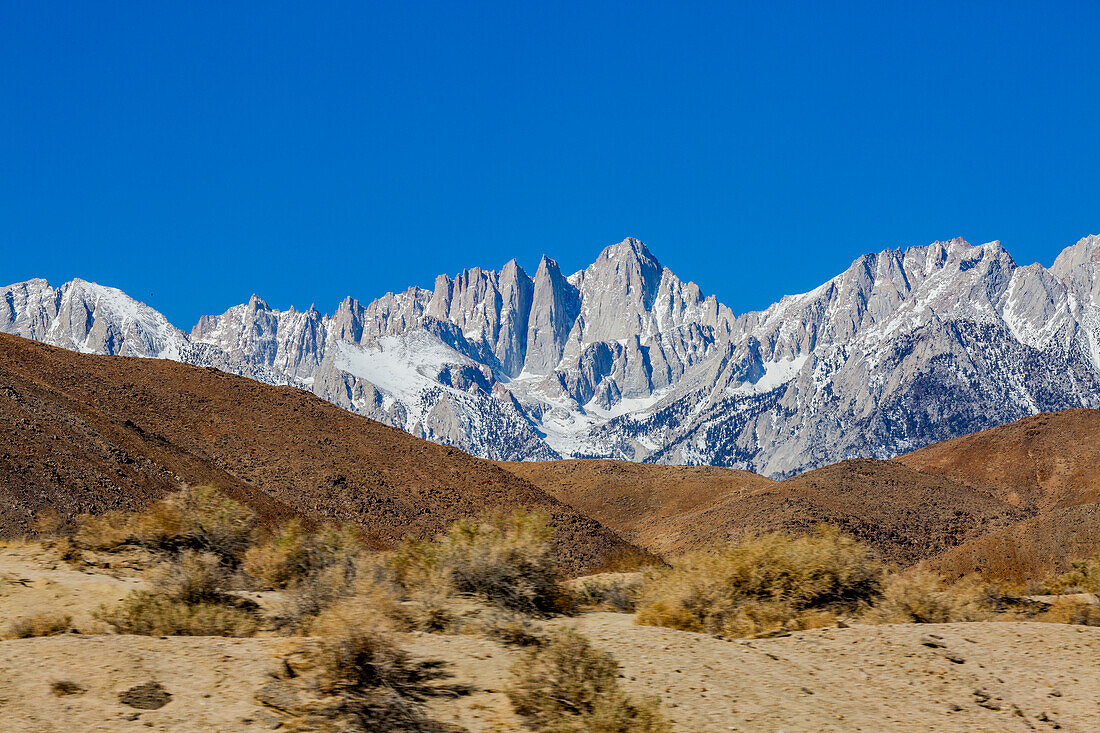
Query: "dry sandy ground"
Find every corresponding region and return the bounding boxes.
[0,543,143,633]
[0,616,1096,732]
[2,545,1098,732]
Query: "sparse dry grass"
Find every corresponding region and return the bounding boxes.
[507,627,670,733]
[4,612,73,639]
[636,527,883,638]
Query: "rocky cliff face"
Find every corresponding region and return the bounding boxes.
[5,234,1099,476]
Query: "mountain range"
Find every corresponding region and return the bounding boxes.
[5,332,1098,580]
[4,233,1099,477]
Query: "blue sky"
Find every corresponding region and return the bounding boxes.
[2,1,1098,327]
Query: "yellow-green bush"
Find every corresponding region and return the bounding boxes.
[507,628,670,733]
[862,570,996,624]
[243,520,361,590]
[636,527,883,638]
[96,549,261,636]
[74,486,257,563]
[96,592,260,636]
[1038,554,1100,595]
[390,510,569,615]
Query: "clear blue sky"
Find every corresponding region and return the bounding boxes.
[3,1,1098,327]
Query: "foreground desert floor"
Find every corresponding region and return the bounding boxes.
[2,545,1098,732]
[1,615,1097,732]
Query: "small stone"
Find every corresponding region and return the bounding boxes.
[920,635,946,648]
[254,680,301,713]
[119,681,171,710]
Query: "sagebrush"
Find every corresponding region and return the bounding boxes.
[862,570,998,624]
[272,604,454,732]
[636,527,883,637]
[97,549,261,636]
[74,485,257,563]
[508,627,670,733]
[1038,553,1100,595]
[389,510,570,616]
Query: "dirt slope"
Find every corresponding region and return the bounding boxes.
[895,409,1100,579]
[895,408,1100,510]
[0,333,633,573]
[506,457,1031,566]
[755,460,1033,565]
[496,459,775,555]
[924,503,1100,580]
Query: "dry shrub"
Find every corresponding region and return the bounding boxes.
[274,561,359,633]
[74,511,131,551]
[5,612,73,639]
[863,570,996,624]
[97,593,260,636]
[1038,554,1100,594]
[591,547,665,574]
[507,628,670,733]
[569,573,644,612]
[1032,597,1100,626]
[32,508,66,536]
[636,527,883,638]
[244,521,361,590]
[271,511,572,639]
[273,604,454,732]
[150,550,233,603]
[391,510,569,616]
[471,609,544,647]
[74,486,257,563]
[96,550,261,636]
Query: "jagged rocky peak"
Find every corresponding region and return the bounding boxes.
[524,255,580,375]
[2,277,187,359]
[1051,234,1100,306]
[1,278,58,337]
[190,292,327,378]
[573,237,664,344]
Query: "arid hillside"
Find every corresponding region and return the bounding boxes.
[895,408,1100,510]
[0,333,634,573]
[735,460,1033,566]
[504,458,1033,566]
[496,459,775,555]
[924,503,1100,580]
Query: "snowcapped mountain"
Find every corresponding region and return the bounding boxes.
[4,234,1100,476]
